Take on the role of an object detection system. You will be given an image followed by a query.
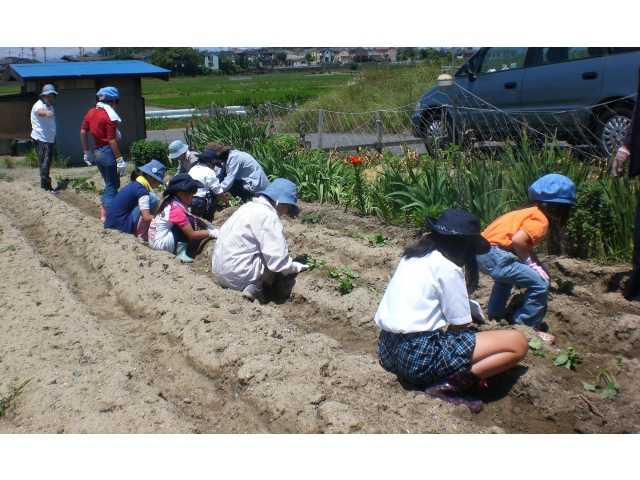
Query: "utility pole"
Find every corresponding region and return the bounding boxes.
[43,47,47,62]
[21,47,24,58]
[31,47,36,60]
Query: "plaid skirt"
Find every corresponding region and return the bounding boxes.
[377,329,476,386]
[189,194,213,218]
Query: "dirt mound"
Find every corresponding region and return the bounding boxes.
[1,166,639,433]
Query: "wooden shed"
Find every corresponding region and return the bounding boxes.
[0,60,170,163]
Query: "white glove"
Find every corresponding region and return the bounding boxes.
[116,157,126,175]
[525,257,549,281]
[207,227,220,239]
[469,299,485,323]
[83,150,93,166]
[291,261,310,274]
[612,147,629,178]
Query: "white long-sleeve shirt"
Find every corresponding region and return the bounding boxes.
[216,150,270,194]
[212,196,297,290]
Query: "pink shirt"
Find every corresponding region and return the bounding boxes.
[149,198,194,253]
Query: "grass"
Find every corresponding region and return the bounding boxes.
[0,378,32,419]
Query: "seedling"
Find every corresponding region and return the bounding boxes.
[229,196,244,206]
[555,277,575,295]
[3,245,17,253]
[0,378,32,419]
[362,283,382,296]
[346,231,390,245]
[300,214,322,225]
[212,302,220,308]
[327,267,341,279]
[616,354,623,366]
[340,267,360,279]
[582,367,620,399]
[528,336,545,357]
[549,346,583,370]
[3,156,14,168]
[371,233,390,245]
[336,279,356,295]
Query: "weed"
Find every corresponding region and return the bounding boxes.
[0,378,32,419]
[549,346,584,370]
[528,336,545,357]
[346,231,389,245]
[362,283,382,296]
[336,278,356,295]
[616,354,623,366]
[583,367,620,399]
[212,302,220,308]
[3,245,17,253]
[52,156,70,169]
[300,214,323,225]
[294,254,326,271]
[25,150,38,168]
[0,172,14,182]
[555,277,576,295]
[3,156,14,168]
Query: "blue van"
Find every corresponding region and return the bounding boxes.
[411,47,640,156]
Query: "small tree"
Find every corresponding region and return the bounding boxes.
[304,52,314,65]
[275,52,288,66]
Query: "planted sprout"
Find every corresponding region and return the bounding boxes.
[583,367,620,399]
[528,336,545,357]
[336,279,356,295]
[549,346,584,370]
[555,277,576,295]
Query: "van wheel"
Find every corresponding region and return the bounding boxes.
[595,106,632,157]
[420,111,452,154]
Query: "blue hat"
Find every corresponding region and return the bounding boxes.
[96,86,119,101]
[256,179,299,217]
[162,173,204,197]
[425,209,490,254]
[168,140,189,159]
[138,159,167,184]
[40,84,58,96]
[195,149,221,166]
[529,174,576,205]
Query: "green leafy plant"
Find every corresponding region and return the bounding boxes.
[3,156,14,168]
[300,214,323,225]
[228,196,244,207]
[57,177,97,194]
[327,267,341,279]
[340,267,360,279]
[24,150,38,168]
[294,254,326,271]
[212,302,220,308]
[129,140,171,168]
[582,367,620,399]
[52,156,70,169]
[549,346,584,370]
[336,278,356,295]
[528,336,545,357]
[0,378,32,419]
[0,172,14,182]
[555,277,576,295]
[616,354,623,366]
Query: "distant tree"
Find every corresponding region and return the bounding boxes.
[275,52,287,65]
[349,62,359,71]
[304,52,314,65]
[219,56,243,75]
[149,47,204,76]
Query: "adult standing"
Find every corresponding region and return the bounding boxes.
[30,84,60,194]
[169,140,199,174]
[612,66,640,300]
[206,141,270,202]
[80,87,126,222]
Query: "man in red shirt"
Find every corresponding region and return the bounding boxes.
[80,86,126,221]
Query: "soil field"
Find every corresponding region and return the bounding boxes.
[1,164,640,433]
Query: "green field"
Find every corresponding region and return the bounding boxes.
[142,73,354,108]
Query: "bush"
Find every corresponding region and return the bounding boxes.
[129,140,171,168]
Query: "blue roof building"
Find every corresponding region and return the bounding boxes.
[0,61,171,163]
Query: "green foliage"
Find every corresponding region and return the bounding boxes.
[212,302,220,308]
[300,214,323,225]
[336,278,356,295]
[2,245,17,252]
[555,277,576,295]
[228,196,244,207]
[528,336,545,357]
[149,47,205,76]
[346,231,389,245]
[185,114,271,154]
[293,254,326,271]
[0,172,14,182]
[25,149,38,168]
[129,140,171,168]
[340,267,360,279]
[3,156,14,168]
[146,116,194,131]
[616,354,623,366]
[549,346,584,370]
[583,367,620,399]
[0,378,32,419]
[52,156,70,169]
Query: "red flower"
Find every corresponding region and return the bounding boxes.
[350,156,362,165]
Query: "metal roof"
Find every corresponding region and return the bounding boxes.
[6,60,170,80]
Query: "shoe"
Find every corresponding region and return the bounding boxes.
[50,189,60,195]
[536,332,556,345]
[425,389,484,413]
[175,242,194,263]
[242,284,267,304]
[423,369,481,395]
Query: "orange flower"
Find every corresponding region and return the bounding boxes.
[350,156,362,165]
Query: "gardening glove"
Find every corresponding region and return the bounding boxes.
[207,226,220,239]
[291,261,310,274]
[469,299,486,324]
[83,150,93,166]
[116,157,126,175]
[612,147,629,178]
[525,257,549,281]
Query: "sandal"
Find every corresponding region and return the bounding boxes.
[536,332,556,345]
[424,389,483,413]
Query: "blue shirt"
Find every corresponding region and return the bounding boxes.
[104,181,150,235]
[217,150,270,194]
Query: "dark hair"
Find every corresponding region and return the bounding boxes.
[535,201,572,228]
[218,150,230,162]
[130,167,142,183]
[403,232,479,294]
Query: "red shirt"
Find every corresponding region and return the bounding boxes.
[81,107,118,147]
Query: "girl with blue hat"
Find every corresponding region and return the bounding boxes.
[476,173,576,344]
[212,178,309,304]
[104,160,166,239]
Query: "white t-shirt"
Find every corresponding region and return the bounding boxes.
[374,250,472,334]
[30,99,56,143]
[189,163,223,197]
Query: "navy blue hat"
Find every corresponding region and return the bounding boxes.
[256,179,299,217]
[138,159,166,184]
[529,174,576,205]
[162,173,204,197]
[425,209,490,254]
[96,86,119,102]
[195,149,221,166]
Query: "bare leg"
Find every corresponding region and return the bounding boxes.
[470,330,528,379]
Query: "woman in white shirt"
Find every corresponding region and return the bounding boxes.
[374,209,528,412]
[30,84,59,193]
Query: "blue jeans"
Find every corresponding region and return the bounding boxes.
[94,145,120,206]
[476,246,549,330]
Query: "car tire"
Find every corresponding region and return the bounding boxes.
[595,106,633,157]
[419,110,452,154]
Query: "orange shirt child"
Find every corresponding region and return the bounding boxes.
[482,206,549,250]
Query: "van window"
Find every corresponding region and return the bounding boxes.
[537,47,603,65]
[607,47,640,55]
[476,47,528,73]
